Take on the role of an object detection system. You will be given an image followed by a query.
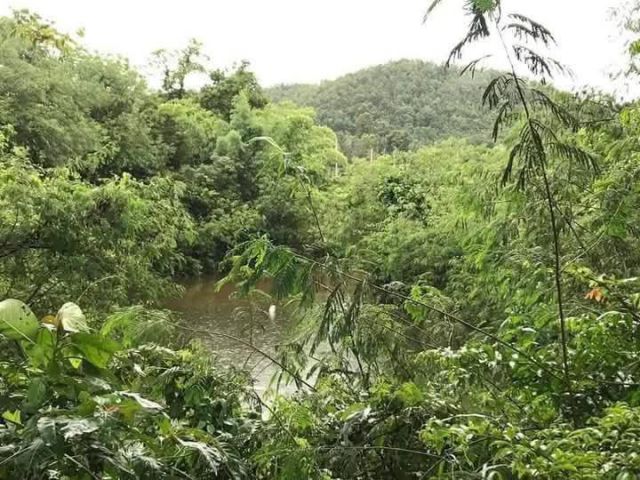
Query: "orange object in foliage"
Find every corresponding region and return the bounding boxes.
[585,287,606,303]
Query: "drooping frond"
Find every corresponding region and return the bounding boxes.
[270,252,314,302]
[504,13,557,46]
[218,237,318,306]
[492,100,516,141]
[424,0,446,22]
[528,118,560,144]
[314,281,345,354]
[344,280,365,332]
[502,140,522,185]
[512,45,570,78]
[482,74,510,108]
[533,117,598,171]
[460,54,493,77]
[523,122,545,187]
[501,120,545,189]
[529,89,579,130]
[481,73,529,141]
[502,118,598,188]
[481,73,523,109]
[547,141,599,173]
[447,13,491,67]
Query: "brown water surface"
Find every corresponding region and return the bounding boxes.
[166,276,291,392]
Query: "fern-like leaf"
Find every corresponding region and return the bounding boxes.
[504,13,557,46]
[460,54,493,78]
[530,89,579,130]
[512,45,569,78]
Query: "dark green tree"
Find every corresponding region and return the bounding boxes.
[200,60,268,120]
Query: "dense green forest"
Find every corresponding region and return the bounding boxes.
[267,60,496,157]
[3,2,640,478]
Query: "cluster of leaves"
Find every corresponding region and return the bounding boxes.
[0,299,258,479]
[316,140,502,288]
[0,149,194,312]
[0,10,346,310]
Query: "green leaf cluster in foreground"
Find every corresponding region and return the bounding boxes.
[0,301,257,479]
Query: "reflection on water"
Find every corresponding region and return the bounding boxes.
[166,276,291,392]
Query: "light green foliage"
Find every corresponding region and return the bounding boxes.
[0,14,161,177]
[0,152,194,310]
[0,10,343,304]
[320,140,503,287]
[256,102,346,182]
[156,98,222,168]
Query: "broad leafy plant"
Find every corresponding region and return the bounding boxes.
[0,299,256,479]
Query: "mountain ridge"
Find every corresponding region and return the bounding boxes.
[266,59,497,157]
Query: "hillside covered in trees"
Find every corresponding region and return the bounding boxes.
[4,2,640,479]
[267,59,496,156]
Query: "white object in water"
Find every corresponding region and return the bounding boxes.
[268,304,277,322]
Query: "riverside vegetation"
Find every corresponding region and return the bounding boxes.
[4,2,640,478]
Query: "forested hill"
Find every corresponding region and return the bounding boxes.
[266,59,496,157]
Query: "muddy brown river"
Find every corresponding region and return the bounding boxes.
[166,276,293,393]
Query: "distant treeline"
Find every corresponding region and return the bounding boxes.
[267,59,497,157]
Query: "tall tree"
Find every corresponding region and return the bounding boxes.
[200,60,268,120]
[426,0,597,416]
[151,39,208,99]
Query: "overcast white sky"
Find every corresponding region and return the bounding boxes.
[0,0,631,95]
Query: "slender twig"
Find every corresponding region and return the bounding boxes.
[75,275,118,304]
[0,447,27,467]
[254,444,446,461]
[300,178,326,244]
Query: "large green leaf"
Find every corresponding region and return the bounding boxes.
[25,329,55,368]
[177,438,223,473]
[0,299,38,341]
[70,333,119,369]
